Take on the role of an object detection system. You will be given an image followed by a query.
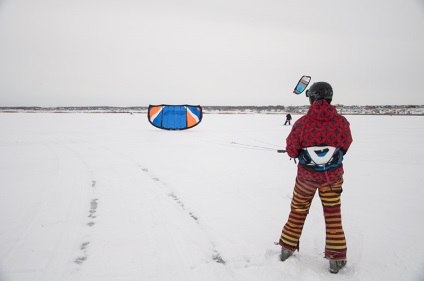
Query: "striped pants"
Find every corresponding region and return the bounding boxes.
[279,177,347,260]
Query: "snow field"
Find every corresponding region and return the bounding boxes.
[0,113,423,281]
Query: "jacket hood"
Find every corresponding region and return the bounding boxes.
[307,99,337,121]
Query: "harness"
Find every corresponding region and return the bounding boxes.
[298,146,343,172]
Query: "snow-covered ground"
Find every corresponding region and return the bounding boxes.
[0,113,423,281]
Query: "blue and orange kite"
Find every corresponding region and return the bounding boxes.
[148,105,203,130]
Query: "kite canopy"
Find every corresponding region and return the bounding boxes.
[293,75,311,95]
[148,105,203,130]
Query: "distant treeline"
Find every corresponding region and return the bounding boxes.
[1,105,423,115]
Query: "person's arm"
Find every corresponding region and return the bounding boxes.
[341,118,353,155]
[286,121,302,158]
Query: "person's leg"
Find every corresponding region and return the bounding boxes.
[318,179,347,261]
[279,178,318,251]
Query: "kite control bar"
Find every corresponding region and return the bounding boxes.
[277,149,287,153]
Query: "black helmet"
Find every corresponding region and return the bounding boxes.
[306,82,333,105]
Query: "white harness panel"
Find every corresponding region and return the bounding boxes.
[303,146,337,165]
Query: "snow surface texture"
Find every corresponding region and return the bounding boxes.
[0,113,423,281]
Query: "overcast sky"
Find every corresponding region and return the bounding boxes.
[1,0,424,107]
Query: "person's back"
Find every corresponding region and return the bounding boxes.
[286,99,351,182]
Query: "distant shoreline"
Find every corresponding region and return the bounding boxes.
[1,105,424,115]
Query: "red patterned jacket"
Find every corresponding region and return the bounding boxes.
[286,100,353,183]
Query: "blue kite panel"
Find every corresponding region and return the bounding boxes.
[162,106,187,129]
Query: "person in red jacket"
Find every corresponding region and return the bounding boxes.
[278,81,353,274]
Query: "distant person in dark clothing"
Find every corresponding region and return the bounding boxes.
[284,114,292,125]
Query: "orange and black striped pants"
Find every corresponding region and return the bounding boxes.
[279,177,347,260]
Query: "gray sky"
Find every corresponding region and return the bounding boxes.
[1,0,424,106]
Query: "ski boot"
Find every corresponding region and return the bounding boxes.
[329,260,347,274]
[280,248,293,261]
